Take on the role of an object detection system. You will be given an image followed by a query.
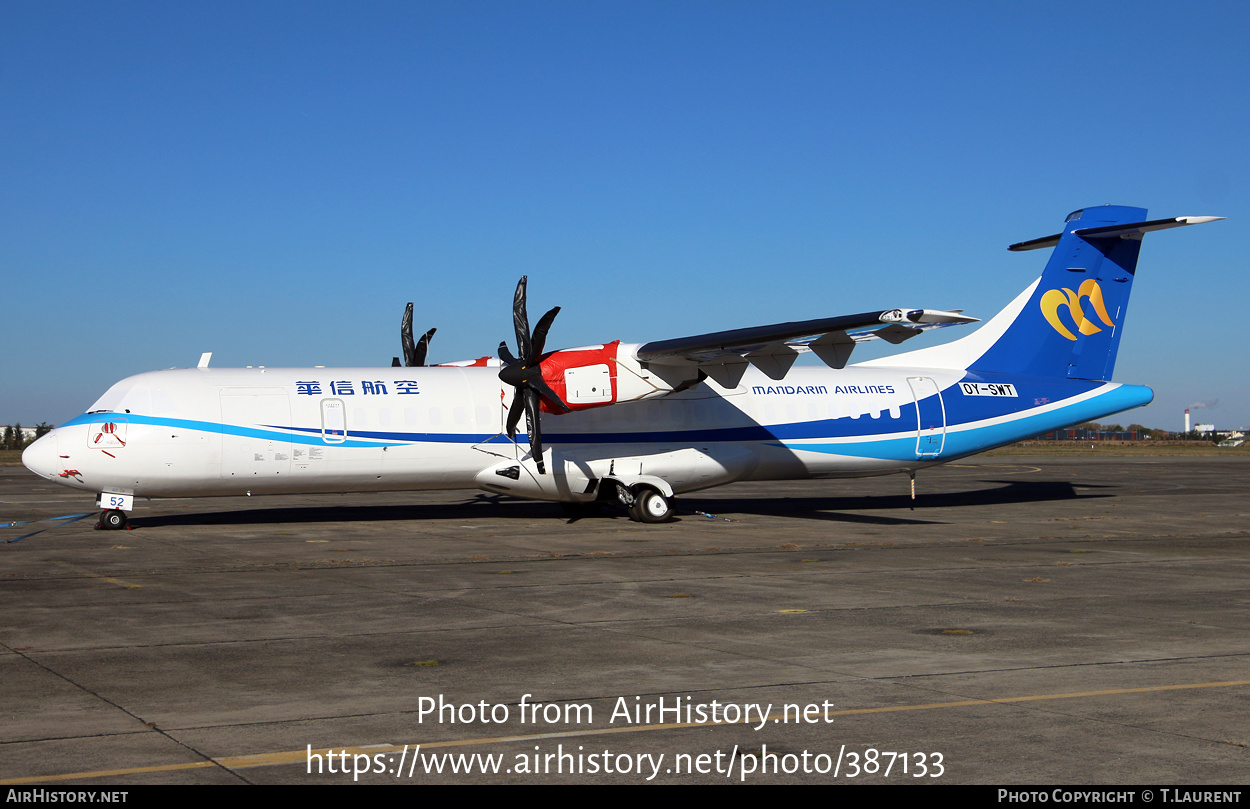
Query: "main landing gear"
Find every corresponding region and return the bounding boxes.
[558,481,676,523]
[97,509,127,530]
[616,483,675,523]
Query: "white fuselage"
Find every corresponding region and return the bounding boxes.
[22,361,1143,506]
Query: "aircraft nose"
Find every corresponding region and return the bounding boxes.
[21,430,60,480]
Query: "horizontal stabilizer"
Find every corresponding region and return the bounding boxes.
[1009,216,1224,252]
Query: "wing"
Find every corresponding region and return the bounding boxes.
[633,308,978,386]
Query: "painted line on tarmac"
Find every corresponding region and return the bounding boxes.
[4,679,1248,784]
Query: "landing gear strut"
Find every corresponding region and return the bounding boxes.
[98,509,127,530]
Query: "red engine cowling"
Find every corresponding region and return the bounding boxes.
[536,340,621,414]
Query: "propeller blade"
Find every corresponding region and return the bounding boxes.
[413,327,436,367]
[531,376,572,413]
[512,276,531,360]
[505,393,525,439]
[531,306,560,358]
[401,302,417,366]
[522,388,547,474]
[498,277,562,474]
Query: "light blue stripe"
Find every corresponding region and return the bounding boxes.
[784,384,1152,460]
[61,413,403,448]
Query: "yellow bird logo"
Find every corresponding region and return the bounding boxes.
[1039,279,1116,341]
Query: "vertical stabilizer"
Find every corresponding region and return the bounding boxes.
[971,205,1148,380]
[965,206,1222,380]
[863,206,1221,378]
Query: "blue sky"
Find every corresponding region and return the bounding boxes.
[3,2,1246,430]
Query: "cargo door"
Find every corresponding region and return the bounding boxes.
[907,377,946,457]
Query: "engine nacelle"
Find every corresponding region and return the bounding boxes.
[537,341,701,414]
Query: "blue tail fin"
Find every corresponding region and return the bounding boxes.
[863,206,1220,379]
[972,205,1159,380]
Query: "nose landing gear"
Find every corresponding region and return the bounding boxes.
[97,509,128,530]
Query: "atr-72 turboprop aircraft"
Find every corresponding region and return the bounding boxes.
[23,206,1221,528]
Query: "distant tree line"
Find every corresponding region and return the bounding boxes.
[1,423,52,451]
[1076,422,1226,442]
[1076,421,1136,434]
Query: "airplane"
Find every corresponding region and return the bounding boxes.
[21,205,1222,530]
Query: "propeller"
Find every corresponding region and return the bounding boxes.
[498,276,570,474]
[393,302,437,367]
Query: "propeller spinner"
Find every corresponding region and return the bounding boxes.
[499,276,570,474]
